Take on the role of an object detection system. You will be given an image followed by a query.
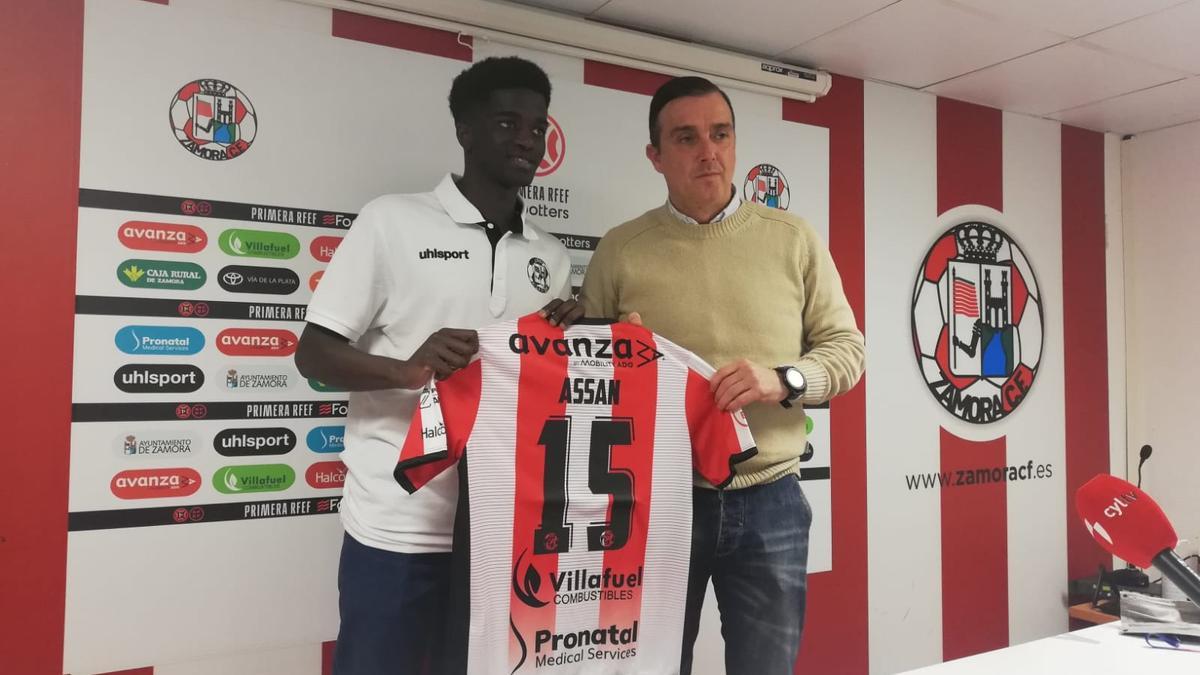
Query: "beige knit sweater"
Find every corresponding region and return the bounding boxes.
[580,201,865,489]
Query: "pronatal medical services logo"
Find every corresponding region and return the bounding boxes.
[743,163,789,210]
[170,78,256,161]
[537,115,566,177]
[911,212,1043,424]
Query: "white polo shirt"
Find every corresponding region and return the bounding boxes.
[306,173,572,553]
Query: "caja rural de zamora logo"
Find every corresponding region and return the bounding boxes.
[911,214,1043,424]
[170,78,256,161]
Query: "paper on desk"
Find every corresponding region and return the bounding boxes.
[1118,590,1200,637]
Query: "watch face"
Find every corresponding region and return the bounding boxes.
[785,368,805,390]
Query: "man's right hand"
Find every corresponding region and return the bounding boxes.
[395,328,479,388]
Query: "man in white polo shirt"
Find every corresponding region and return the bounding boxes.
[296,56,582,675]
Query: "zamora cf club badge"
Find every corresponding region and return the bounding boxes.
[911,217,1043,424]
[170,78,257,161]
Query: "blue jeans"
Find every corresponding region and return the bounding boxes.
[332,533,451,675]
[681,474,812,675]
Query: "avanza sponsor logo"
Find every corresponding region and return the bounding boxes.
[118,221,207,253]
[216,328,297,356]
[115,326,205,356]
[306,425,345,453]
[224,366,293,392]
[117,431,197,458]
[218,229,299,260]
[218,265,300,295]
[118,259,206,290]
[111,468,202,499]
[306,460,346,489]
[114,364,204,393]
[309,236,343,263]
[214,427,296,457]
[213,464,295,494]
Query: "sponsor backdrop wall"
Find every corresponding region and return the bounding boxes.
[0,1,1120,674]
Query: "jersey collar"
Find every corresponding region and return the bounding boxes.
[434,173,538,240]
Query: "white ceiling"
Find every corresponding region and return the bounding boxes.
[500,0,1200,135]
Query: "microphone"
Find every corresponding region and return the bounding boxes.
[1075,474,1200,607]
[1136,444,1152,488]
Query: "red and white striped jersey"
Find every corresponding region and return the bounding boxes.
[396,315,757,674]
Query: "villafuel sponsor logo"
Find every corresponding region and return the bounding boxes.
[218,265,300,295]
[306,425,345,453]
[114,364,204,393]
[213,428,297,457]
[111,468,202,499]
[218,229,300,260]
[118,221,207,253]
[216,328,297,356]
[118,259,207,290]
[213,464,295,494]
[115,325,205,355]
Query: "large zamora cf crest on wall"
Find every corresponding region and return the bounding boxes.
[911,213,1043,424]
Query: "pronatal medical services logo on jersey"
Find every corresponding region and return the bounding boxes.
[743,163,789,210]
[537,115,566,177]
[911,212,1043,424]
[170,78,256,161]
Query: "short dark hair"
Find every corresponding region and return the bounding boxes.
[448,56,552,123]
[648,76,735,147]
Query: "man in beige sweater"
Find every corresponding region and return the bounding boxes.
[579,76,864,674]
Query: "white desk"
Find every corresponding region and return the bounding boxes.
[898,624,1199,673]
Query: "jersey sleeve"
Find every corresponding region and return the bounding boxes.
[683,362,758,489]
[394,359,483,493]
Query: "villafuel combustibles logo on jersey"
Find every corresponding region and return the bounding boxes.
[170,79,257,161]
[911,213,1043,424]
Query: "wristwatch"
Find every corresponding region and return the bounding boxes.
[775,366,807,409]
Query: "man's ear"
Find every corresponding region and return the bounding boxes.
[645,142,664,175]
[455,120,472,151]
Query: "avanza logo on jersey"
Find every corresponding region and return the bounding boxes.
[216,328,297,356]
[111,468,202,499]
[118,221,207,253]
[508,334,663,368]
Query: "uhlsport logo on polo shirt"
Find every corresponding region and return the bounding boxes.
[419,248,470,261]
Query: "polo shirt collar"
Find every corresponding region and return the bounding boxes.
[434,173,537,240]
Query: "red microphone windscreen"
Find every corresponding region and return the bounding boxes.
[1075,474,1177,569]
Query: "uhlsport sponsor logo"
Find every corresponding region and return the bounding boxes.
[117,431,197,458]
[213,464,295,494]
[537,115,566,177]
[115,325,205,356]
[118,259,206,290]
[224,365,293,392]
[306,460,347,489]
[111,468,202,499]
[118,221,207,253]
[114,364,204,393]
[743,163,790,210]
[218,228,300,260]
[213,427,297,457]
[216,328,298,356]
[310,236,342,263]
[307,425,345,453]
[911,215,1043,424]
[170,78,256,161]
[308,378,345,393]
[218,265,300,295]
